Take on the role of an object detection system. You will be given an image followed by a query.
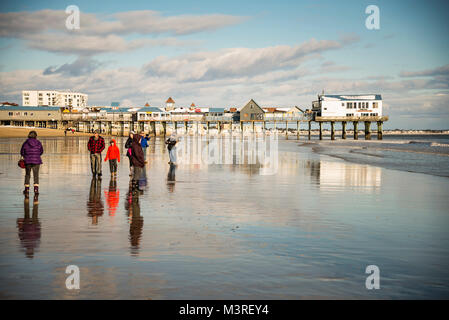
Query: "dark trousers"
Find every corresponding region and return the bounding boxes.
[90,153,102,175]
[109,159,118,173]
[25,164,40,186]
[132,166,143,182]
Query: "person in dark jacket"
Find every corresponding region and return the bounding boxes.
[125,132,134,176]
[20,131,44,196]
[87,130,105,178]
[130,133,145,191]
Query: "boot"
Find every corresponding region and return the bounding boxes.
[132,180,142,192]
[34,185,39,195]
[23,186,30,196]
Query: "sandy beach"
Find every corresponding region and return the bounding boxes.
[0,126,97,138]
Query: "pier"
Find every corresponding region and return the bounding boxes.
[0,108,388,140]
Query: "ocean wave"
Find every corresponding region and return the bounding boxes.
[409,140,432,146]
[431,142,449,148]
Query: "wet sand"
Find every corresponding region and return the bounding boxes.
[0,136,448,299]
[0,127,92,138]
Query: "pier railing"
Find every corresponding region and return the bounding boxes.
[264,115,312,121]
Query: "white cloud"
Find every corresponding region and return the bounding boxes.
[0,10,246,37]
[144,39,343,81]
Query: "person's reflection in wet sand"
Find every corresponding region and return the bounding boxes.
[17,195,41,259]
[138,168,147,191]
[167,163,176,193]
[87,177,104,224]
[104,177,119,216]
[125,182,144,256]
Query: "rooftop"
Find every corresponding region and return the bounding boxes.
[0,105,62,111]
[320,94,382,101]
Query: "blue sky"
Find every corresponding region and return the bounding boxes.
[0,0,448,129]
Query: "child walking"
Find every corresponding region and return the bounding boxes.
[104,139,120,176]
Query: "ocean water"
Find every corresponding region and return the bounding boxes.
[0,135,448,299]
[299,135,449,178]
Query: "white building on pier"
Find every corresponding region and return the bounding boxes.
[312,94,382,118]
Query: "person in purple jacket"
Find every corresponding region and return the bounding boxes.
[20,131,44,196]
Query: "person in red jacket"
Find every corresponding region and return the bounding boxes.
[104,139,120,176]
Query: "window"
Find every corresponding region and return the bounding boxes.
[8,112,13,116]
[342,103,345,107]
[373,102,378,108]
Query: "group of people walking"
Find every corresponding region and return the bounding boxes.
[20,129,178,196]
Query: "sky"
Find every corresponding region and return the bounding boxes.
[0,0,448,129]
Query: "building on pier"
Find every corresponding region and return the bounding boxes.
[239,99,264,121]
[165,97,175,111]
[136,107,170,121]
[0,106,62,128]
[312,94,382,119]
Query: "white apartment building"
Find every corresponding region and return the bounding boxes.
[22,90,88,108]
[312,94,382,118]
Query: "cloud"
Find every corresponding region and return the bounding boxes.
[339,33,360,45]
[26,34,193,56]
[0,9,245,38]
[109,11,247,36]
[0,9,244,56]
[399,64,449,78]
[144,38,344,81]
[43,57,105,76]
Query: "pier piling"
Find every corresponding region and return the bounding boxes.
[330,121,335,140]
[377,121,383,140]
[308,121,311,140]
[353,121,358,140]
[364,121,371,140]
[319,122,323,140]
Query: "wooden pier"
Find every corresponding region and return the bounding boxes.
[0,110,388,140]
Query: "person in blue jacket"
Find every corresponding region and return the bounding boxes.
[140,134,150,162]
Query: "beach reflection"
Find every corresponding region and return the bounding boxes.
[87,178,104,224]
[303,159,382,190]
[104,178,119,216]
[125,182,144,256]
[318,161,381,190]
[17,196,41,259]
[1,136,448,299]
[167,163,176,192]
